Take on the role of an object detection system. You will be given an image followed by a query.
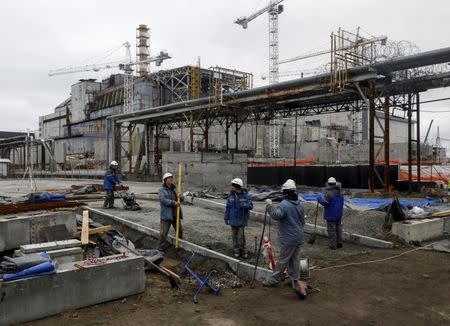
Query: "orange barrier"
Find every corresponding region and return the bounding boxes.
[248,156,317,167]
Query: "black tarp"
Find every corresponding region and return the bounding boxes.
[248,165,399,189]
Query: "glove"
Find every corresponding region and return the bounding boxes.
[225,219,229,225]
[265,199,273,205]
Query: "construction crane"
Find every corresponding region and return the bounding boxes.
[279,31,387,65]
[235,0,284,85]
[49,42,171,113]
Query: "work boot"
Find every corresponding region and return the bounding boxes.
[293,280,307,300]
[234,249,240,258]
[241,250,249,259]
[337,243,343,249]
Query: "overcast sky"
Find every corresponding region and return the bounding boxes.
[1,0,449,146]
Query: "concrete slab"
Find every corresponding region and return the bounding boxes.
[422,238,450,253]
[0,254,145,325]
[47,247,84,265]
[444,216,450,234]
[392,218,444,243]
[0,211,76,252]
[20,239,81,254]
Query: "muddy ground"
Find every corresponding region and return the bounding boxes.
[26,249,450,326]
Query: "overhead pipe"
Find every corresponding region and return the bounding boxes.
[112,47,450,122]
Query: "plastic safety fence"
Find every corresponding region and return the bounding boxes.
[248,165,399,189]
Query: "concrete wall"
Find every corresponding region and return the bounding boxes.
[0,211,76,252]
[162,152,247,191]
[0,254,145,325]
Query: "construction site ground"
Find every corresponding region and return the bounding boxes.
[1,178,449,325]
[27,249,450,326]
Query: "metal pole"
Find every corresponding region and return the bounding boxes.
[384,96,390,191]
[294,111,298,167]
[369,88,375,192]
[189,115,194,152]
[407,93,413,192]
[204,118,209,151]
[235,117,239,151]
[416,93,421,182]
[225,116,229,150]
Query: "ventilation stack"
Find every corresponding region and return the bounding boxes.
[136,24,150,77]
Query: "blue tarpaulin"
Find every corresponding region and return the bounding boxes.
[300,193,441,210]
[2,252,56,282]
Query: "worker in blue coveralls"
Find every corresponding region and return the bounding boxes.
[224,178,253,259]
[103,160,121,209]
[317,177,345,250]
[158,172,184,251]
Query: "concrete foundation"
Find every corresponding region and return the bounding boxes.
[392,218,445,243]
[0,211,77,252]
[162,152,247,192]
[84,207,272,282]
[0,254,145,325]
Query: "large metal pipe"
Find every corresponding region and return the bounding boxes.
[112,46,450,122]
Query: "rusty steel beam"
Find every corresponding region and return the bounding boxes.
[416,93,421,182]
[384,96,390,191]
[407,93,413,192]
[369,87,375,192]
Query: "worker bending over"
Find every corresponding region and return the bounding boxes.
[317,177,344,250]
[103,160,121,209]
[158,172,183,251]
[263,179,307,299]
[224,178,253,258]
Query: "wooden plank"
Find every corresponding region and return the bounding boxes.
[431,210,450,217]
[75,225,113,237]
[81,210,90,245]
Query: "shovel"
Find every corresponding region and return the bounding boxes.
[307,201,320,244]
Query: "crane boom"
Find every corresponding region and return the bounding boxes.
[279,35,387,65]
[234,0,283,29]
[48,51,171,76]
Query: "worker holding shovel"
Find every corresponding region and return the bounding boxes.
[158,172,183,251]
[317,177,344,250]
[224,178,254,259]
[263,179,307,299]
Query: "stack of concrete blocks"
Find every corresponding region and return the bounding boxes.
[0,211,77,252]
[162,152,247,192]
[14,239,83,265]
[0,254,145,325]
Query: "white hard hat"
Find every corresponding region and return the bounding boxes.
[231,178,244,188]
[110,160,119,166]
[162,172,173,182]
[282,179,296,190]
[327,177,337,184]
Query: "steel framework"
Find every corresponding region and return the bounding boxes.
[108,47,450,188]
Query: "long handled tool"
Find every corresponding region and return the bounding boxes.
[307,201,320,244]
[117,241,180,289]
[175,162,182,248]
[251,205,269,286]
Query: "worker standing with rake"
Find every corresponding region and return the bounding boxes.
[263,179,307,299]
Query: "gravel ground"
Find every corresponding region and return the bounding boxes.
[90,199,384,269]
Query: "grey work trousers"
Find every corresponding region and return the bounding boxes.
[326,221,342,249]
[263,244,300,287]
[157,219,183,251]
[103,190,114,208]
[231,226,246,253]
